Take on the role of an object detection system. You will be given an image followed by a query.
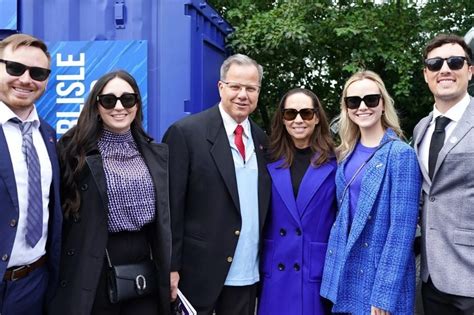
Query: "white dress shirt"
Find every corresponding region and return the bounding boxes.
[419,93,471,179]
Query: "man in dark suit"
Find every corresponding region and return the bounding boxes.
[163,54,270,315]
[0,33,61,314]
[413,34,474,314]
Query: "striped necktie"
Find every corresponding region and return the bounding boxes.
[11,118,43,247]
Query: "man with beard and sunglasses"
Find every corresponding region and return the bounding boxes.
[413,33,474,314]
[0,33,61,314]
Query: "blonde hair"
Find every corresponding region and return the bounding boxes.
[337,70,403,161]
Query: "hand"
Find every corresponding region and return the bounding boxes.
[371,306,390,315]
[170,271,180,302]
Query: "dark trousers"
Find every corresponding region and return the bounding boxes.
[196,284,257,315]
[91,229,158,315]
[422,277,474,315]
[0,264,48,315]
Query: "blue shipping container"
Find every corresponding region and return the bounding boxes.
[0,0,233,140]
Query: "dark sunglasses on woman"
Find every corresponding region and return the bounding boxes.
[0,59,51,81]
[345,94,381,110]
[282,108,317,121]
[97,93,138,109]
[424,56,468,72]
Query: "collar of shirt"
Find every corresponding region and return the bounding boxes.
[218,103,251,139]
[430,93,471,125]
[0,101,41,128]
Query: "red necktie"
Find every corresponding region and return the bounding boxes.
[234,124,245,161]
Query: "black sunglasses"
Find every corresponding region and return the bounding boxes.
[424,56,468,72]
[345,94,381,109]
[282,108,317,121]
[0,59,51,81]
[97,93,138,109]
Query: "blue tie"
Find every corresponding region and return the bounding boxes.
[11,118,43,247]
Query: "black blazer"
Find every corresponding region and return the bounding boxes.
[162,105,271,309]
[48,130,171,315]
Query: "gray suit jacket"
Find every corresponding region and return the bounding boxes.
[413,96,474,297]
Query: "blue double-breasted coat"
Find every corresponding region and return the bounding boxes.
[258,157,337,315]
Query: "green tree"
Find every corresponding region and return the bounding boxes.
[208,0,474,137]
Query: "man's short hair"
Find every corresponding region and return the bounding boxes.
[220,54,263,84]
[0,33,51,64]
[423,33,472,65]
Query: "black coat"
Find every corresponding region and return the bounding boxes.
[162,106,271,309]
[49,131,171,315]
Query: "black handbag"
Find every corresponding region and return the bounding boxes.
[105,247,158,304]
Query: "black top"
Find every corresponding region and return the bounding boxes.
[290,147,313,198]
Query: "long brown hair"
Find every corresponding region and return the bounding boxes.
[58,70,148,218]
[269,88,334,168]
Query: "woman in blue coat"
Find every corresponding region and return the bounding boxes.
[258,88,337,315]
[320,71,421,314]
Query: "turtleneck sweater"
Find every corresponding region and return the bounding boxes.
[97,129,155,233]
[289,146,313,198]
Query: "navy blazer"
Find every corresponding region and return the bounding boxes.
[0,118,62,300]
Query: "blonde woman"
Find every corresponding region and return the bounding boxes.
[320,71,421,315]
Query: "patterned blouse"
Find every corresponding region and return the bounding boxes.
[97,129,155,232]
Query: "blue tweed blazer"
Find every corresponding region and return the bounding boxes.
[320,129,422,314]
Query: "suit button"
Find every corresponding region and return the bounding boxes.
[279,228,286,236]
[368,215,372,220]
[66,249,75,256]
[329,250,333,255]
[10,219,17,227]
[80,184,88,191]
[430,197,435,202]
[296,228,302,236]
[226,256,233,263]
[293,263,300,271]
[364,242,369,247]
[60,280,67,287]
[1,254,8,261]
[278,263,285,271]
[234,230,240,236]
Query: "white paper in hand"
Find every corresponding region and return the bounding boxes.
[176,289,197,315]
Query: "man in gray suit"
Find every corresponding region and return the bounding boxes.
[413,33,474,314]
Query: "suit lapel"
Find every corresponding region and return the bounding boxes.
[38,120,60,188]
[297,160,335,218]
[414,114,432,184]
[0,128,19,210]
[267,160,299,224]
[207,107,240,213]
[251,120,270,231]
[433,102,474,180]
[85,154,109,212]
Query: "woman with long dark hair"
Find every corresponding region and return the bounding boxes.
[49,70,171,315]
[258,88,337,315]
